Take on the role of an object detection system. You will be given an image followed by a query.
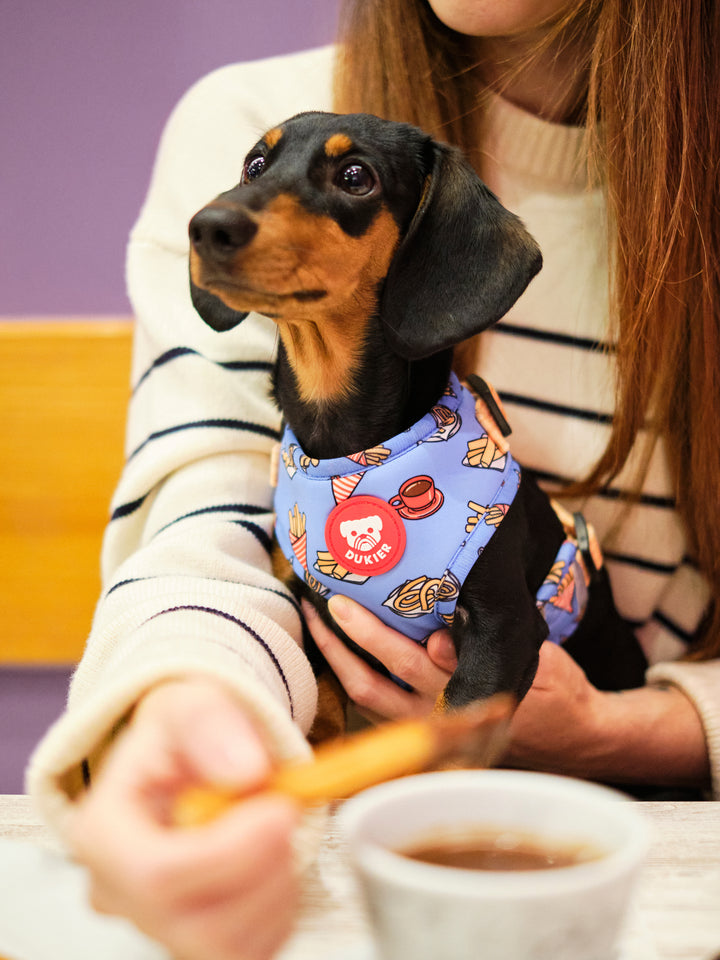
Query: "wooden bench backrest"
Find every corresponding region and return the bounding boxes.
[0,319,133,663]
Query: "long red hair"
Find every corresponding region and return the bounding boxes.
[333,0,720,656]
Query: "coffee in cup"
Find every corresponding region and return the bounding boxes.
[340,769,648,960]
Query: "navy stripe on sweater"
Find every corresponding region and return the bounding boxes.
[111,495,269,525]
[152,502,270,533]
[127,418,280,462]
[231,519,274,554]
[106,576,301,618]
[603,551,678,576]
[151,505,275,555]
[652,609,696,645]
[499,391,613,425]
[529,469,676,510]
[110,494,149,521]
[125,502,276,554]
[493,321,611,353]
[133,346,274,393]
[145,604,295,716]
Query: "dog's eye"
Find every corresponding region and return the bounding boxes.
[243,155,267,182]
[336,162,376,196]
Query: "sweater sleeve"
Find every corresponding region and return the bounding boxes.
[645,659,720,798]
[26,48,335,840]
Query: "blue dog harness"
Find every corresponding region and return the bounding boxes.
[274,372,595,647]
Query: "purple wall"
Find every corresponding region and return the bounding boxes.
[0,667,74,794]
[1,0,338,316]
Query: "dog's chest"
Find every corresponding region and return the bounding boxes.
[273,373,521,641]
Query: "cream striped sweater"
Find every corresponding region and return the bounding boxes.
[28,46,720,832]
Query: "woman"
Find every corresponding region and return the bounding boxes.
[27,2,720,959]
[312,0,720,784]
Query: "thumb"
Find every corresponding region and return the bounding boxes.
[426,630,458,672]
[142,678,274,790]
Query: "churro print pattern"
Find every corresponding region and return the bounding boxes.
[274,372,591,646]
[383,572,462,627]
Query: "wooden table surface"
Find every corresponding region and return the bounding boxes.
[1,796,720,960]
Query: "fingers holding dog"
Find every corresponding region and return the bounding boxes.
[329,595,455,696]
[302,597,455,720]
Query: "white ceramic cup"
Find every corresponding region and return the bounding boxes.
[340,769,649,960]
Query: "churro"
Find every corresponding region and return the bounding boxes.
[173,694,513,827]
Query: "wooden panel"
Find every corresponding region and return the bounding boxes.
[0,319,133,663]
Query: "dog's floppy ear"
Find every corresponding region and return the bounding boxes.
[190,280,248,332]
[381,142,542,360]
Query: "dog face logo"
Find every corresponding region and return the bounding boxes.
[325,495,406,577]
[339,515,383,552]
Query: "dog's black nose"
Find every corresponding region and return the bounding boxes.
[189,205,258,262]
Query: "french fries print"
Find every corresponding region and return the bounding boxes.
[304,572,329,597]
[314,550,369,585]
[327,447,390,503]
[553,569,578,614]
[331,472,365,503]
[299,453,319,472]
[288,503,308,572]
[347,445,391,467]
[282,444,299,479]
[542,559,577,613]
[465,501,510,534]
[536,535,593,642]
[463,434,507,470]
[282,443,317,477]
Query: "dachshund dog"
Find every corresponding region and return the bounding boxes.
[188,111,648,718]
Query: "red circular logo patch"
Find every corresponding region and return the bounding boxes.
[325,495,406,577]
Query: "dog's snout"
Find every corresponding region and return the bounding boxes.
[189,205,258,263]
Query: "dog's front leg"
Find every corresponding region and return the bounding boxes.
[443,586,548,708]
[441,506,550,708]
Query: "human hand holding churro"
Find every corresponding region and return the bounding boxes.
[173,693,513,827]
[68,678,301,960]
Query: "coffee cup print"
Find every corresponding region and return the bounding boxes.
[390,475,444,519]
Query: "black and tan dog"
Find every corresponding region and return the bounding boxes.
[188,111,647,716]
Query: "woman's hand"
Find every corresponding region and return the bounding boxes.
[504,641,710,787]
[303,596,457,721]
[501,640,607,776]
[68,678,301,960]
[304,598,710,788]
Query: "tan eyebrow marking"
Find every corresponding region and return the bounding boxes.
[325,133,353,157]
[264,127,283,149]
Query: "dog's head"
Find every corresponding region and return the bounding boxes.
[189,111,541,359]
